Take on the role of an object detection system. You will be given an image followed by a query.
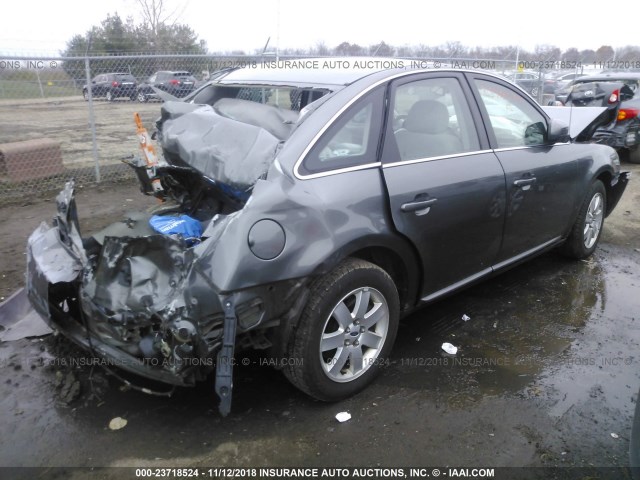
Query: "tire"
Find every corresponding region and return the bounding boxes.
[283,258,399,401]
[82,89,89,101]
[627,146,640,164]
[105,91,114,102]
[560,180,606,259]
[137,92,148,103]
[531,87,539,97]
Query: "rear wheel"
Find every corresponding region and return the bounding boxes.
[106,91,114,102]
[560,180,606,259]
[283,258,399,401]
[82,89,89,101]
[137,92,148,103]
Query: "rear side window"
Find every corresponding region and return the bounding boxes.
[299,85,384,176]
[474,79,547,148]
[390,77,480,161]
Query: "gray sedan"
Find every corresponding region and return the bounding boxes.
[27,63,629,415]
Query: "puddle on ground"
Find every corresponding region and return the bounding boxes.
[387,249,639,413]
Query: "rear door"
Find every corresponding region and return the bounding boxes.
[381,73,506,300]
[468,75,578,264]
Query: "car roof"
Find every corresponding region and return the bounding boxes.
[217,57,404,88]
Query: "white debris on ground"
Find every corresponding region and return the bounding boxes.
[335,412,351,423]
[108,417,128,430]
[442,343,458,355]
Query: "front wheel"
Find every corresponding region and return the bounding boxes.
[560,180,606,259]
[105,91,114,102]
[283,258,399,401]
[137,92,148,103]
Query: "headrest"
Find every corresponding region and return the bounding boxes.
[403,100,449,134]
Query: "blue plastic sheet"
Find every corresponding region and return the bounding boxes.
[149,214,202,246]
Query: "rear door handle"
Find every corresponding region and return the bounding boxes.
[514,178,536,190]
[401,198,438,214]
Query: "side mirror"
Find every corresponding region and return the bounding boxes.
[547,118,570,144]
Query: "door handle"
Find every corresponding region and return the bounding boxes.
[514,178,536,191]
[401,198,438,213]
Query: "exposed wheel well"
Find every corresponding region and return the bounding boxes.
[349,246,412,311]
[595,171,615,216]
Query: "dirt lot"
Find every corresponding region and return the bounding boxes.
[0,164,638,479]
[0,96,161,169]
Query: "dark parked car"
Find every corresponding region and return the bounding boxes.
[83,73,137,101]
[136,70,197,102]
[564,73,640,163]
[28,64,629,415]
[507,71,558,96]
[551,71,586,88]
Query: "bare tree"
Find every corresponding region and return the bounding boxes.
[135,0,187,38]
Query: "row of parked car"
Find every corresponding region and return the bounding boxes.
[82,71,198,102]
[505,70,587,96]
[504,70,640,163]
[552,72,640,163]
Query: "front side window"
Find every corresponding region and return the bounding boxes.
[475,79,548,148]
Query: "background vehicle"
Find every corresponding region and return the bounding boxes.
[82,73,137,101]
[551,71,587,89]
[28,64,629,415]
[507,71,558,96]
[136,70,197,102]
[565,73,640,163]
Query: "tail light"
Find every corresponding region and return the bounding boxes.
[112,81,120,87]
[617,108,639,121]
[608,89,619,104]
[170,79,180,85]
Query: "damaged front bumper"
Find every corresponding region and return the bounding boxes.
[26,181,305,414]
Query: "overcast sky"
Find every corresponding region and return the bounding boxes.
[1,0,628,56]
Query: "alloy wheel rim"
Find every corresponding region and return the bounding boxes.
[319,287,389,383]
[583,192,604,249]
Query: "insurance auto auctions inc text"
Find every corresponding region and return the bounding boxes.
[198,467,495,478]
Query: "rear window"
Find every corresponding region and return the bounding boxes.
[115,74,136,82]
[189,84,329,111]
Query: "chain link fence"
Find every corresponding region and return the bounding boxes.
[0,53,558,204]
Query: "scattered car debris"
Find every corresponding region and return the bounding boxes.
[462,314,471,322]
[611,432,619,439]
[335,412,351,423]
[442,343,458,355]
[108,417,128,430]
